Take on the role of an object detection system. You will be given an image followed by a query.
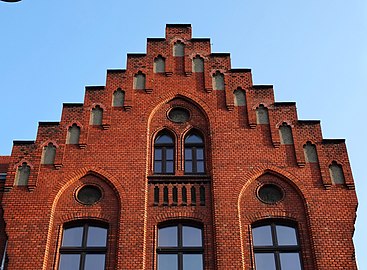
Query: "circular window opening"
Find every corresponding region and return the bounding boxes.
[76,185,102,205]
[168,107,190,123]
[257,184,284,204]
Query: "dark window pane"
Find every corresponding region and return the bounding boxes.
[59,254,80,270]
[280,253,302,270]
[156,135,173,144]
[166,161,174,173]
[85,254,106,270]
[196,148,204,159]
[62,227,83,247]
[183,254,203,270]
[158,254,178,270]
[182,226,202,247]
[197,161,205,173]
[185,161,193,173]
[155,149,162,160]
[252,226,273,246]
[185,149,192,160]
[87,226,107,247]
[254,253,276,270]
[166,148,174,160]
[185,134,203,144]
[154,162,162,173]
[276,225,298,246]
[158,226,178,247]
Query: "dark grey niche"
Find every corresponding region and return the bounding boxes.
[257,184,284,204]
[168,107,190,123]
[76,185,102,205]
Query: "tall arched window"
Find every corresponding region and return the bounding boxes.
[256,104,269,124]
[134,71,146,90]
[252,221,302,270]
[303,142,318,163]
[212,71,224,90]
[154,56,166,73]
[41,143,56,165]
[154,132,175,174]
[173,41,185,56]
[192,55,204,72]
[233,88,246,106]
[157,223,203,270]
[90,106,103,125]
[66,124,81,145]
[15,162,30,186]
[184,132,205,174]
[279,123,294,145]
[58,222,108,270]
[112,88,125,107]
[329,161,345,184]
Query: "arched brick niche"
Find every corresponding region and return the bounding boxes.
[238,173,315,270]
[45,174,120,270]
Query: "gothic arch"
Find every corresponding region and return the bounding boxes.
[42,167,126,270]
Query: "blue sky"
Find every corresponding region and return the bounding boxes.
[1,0,366,268]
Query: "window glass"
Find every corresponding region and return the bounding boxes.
[158,226,178,247]
[185,162,193,173]
[185,134,203,144]
[85,254,106,270]
[62,227,83,247]
[197,161,204,173]
[182,226,202,247]
[252,225,273,246]
[155,149,162,160]
[166,161,174,173]
[255,253,276,270]
[276,225,297,246]
[183,254,203,270]
[154,162,162,173]
[279,253,302,270]
[87,226,108,247]
[166,149,174,160]
[158,254,178,270]
[185,149,192,159]
[156,134,173,144]
[59,254,80,270]
[196,148,204,160]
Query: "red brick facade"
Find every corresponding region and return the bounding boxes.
[0,24,357,269]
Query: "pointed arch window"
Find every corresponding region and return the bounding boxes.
[173,41,185,56]
[233,88,246,106]
[329,161,345,184]
[154,132,175,174]
[252,221,302,270]
[303,142,318,163]
[134,71,146,90]
[212,71,224,90]
[192,55,204,72]
[256,105,269,124]
[67,124,81,144]
[90,106,103,125]
[41,143,56,165]
[112,88,125,107]
[184,132,205,174]
[15,162,30,186]
[279,123,294,145]
[154,56,166,73]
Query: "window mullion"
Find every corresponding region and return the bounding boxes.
[162,147,167,173]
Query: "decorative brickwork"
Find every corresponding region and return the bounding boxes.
[0,24,357,270]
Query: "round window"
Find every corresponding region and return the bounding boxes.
[257,184,283,204]
[76,185,102,205]
[168,107,190,123]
